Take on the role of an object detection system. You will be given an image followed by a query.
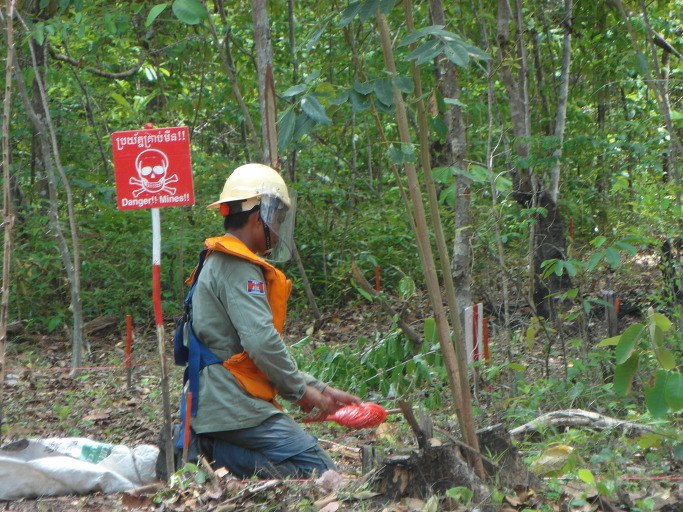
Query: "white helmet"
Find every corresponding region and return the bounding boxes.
[210,163,296,263]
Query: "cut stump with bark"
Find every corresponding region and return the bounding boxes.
[371,405,543,508]
[376,439,491,504]
[477,424,544,490]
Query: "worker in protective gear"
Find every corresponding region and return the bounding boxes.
[190,163,361,478]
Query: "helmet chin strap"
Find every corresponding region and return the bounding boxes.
[263,222,272,254]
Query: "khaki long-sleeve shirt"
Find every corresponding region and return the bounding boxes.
[190,250,325,433]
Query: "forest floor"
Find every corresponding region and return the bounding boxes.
[1,253,683,511]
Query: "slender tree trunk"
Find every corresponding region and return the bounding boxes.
[549,0,573,204]
[428,0,472,331]
[496,0,571,318]
[201,0,258,146]
[251,0,278,168]
[375,11,485,480]
[0,0,17,445]
[15,14,85,373]
[619,0,683,215]
[251,0,323,327]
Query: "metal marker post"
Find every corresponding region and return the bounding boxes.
[111,124,195,480]
[152,208,175,479]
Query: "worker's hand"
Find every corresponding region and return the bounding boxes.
[297,385,361,421]
[322,386,362,414]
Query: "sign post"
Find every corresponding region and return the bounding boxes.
[111,125,194,479]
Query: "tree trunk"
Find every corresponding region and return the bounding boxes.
[496,0,572,317]
[376,10,485,480]
[429,0,472,330]
[14,18,85,374]
[0,0,17,445]
[251,0,278,168]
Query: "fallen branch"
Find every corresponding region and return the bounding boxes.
[509,409,655,439]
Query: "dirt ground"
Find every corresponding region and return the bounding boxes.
[2,274,683,511]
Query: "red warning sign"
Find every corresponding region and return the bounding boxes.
[112,126,194,210]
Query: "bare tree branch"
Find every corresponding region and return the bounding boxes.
[48,46,146,79]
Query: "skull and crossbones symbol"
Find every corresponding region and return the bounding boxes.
[129,149,178,197]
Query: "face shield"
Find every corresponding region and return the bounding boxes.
[259,190,297,263]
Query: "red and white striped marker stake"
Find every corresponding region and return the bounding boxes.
[125,314,133,387]
[464,303,489,365]
[152,206,175,479]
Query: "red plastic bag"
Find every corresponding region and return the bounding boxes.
[306,402,387,429]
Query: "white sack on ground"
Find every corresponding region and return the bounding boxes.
[0,438,160,500]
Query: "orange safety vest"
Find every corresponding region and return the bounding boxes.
[200,235,292,406]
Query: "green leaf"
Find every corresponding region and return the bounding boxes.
[301,95,331,125]
[577,469,595,485]
[645,371,669,418]
[604,247,620,268]
[354,81,374,95]
[587,252,603,271]
[349,90,371,112]
[445,486,473,505]
[674,443,683,461]
[393,76,414,94]
[541,258,559,279]
[398,28,425,48]
[356,287,374,302]
[146,3,168,27]
[431,116,448,139]
[47,316,61,333]
[329,90,349,106]
[664,371,683,411]
[655,347,676,370]
[597,335,620,347]
[444,39,469,67]
[378,0,394,14]
[424,317,436,344]
[463,42,491,61]
[432,166,453,182]
[526,325,535,350]
[591,236,607,248]
[358,0,380,22]
[400,143,416,163]
[338,1,362,27]
[172,0,207,25]
[281,84,307,97]
[636,433,663,449]
[650,312,672,332]
[293,113,315,140]
[398,276,415,298]
[110,93,131,109]
[374,78,394,106]
[303,21,329,53]
[277,109,296,153]
[34,22,45,46]
[444,97,467,108]
[615,323,644,364]
[439,183,455,207]
[613,354,639,396]
[406,39,442,65]
[399,25,452,47]
[387,144,404,165]
[614,241,637,255]
[563,260,578,277]
[304,70,321,83]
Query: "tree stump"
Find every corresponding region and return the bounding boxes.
[371,405,543,509]
[477,424,544,490]
[376,440,491,504]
